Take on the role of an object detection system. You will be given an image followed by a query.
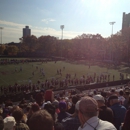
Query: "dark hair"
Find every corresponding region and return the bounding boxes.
[119,90,124,96]
[101,91,107,98]
[111,88,115,93]
[29,110,54,130]
[72,95,80,105]
[31,103,40,112]
[108,95,118,104]
[35,93,44,106]
[44,104,56,121]
[12,108,24,122]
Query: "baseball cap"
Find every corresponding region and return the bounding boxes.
[59,101,67,110]
[4,116,16,130]
[93,95,105,102]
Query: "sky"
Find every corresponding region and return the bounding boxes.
[0,0,130,43]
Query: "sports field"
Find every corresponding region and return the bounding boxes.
[0,60,129,86]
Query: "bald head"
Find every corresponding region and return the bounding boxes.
[79,96,98,118]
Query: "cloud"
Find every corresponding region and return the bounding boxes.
[0,20,29,28]
[0,20,94,43]
[41,18,56,24]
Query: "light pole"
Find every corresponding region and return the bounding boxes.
[60,25,64,58]
[0,27,3,44]
[60,25,64,40]
[109,22,115,61]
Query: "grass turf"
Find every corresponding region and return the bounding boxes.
[0,61,129,86]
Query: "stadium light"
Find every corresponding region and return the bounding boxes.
[109,22,116,61]
[60,25,64,58]
[60,25,64,40]
[0,27,4,44]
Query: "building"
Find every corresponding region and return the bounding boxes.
[122,12,130,30]
[23,26,31,37]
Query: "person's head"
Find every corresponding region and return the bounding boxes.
[4,116,16,130]
[72,95,80,105]
[93,94,105,107]
[0,116,4,130]
[44,103,56,122]
[12,108,24,122]
[108,95,119,106]
[119,90,124,96]
[59,102,67,112]
[111,88,116,95]
[124,92,130,99]
[29,110,54,130]
[101,91,107,98]
[78,96,98,126]
[31,103,40,113]
[28,103,40,118]
[35,93,44,106]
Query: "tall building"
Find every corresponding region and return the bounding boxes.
[122,12,130,30]
[23,26,31,37]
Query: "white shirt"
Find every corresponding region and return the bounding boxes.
[118,96,125,104]
[78,116,117,130]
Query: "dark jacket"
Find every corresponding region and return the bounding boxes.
[58,111,71,122]
[62,115,80,130]
[110,103,126,130]
[99,106,114,124]
[122,108,130,130]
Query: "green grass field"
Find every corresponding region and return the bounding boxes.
[0,60,129,86]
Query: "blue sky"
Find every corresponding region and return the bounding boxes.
[0,0,129,43]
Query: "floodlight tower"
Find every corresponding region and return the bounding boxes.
[0,27,4,44]
[60,25,64,40]
[109,22,116,61]
[60,25,64,58]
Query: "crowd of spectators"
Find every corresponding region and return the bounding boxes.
[0,58,50,65]
[0,82,129,130]
[0,59,130,130]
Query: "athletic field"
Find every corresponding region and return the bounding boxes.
[0,60,129,86]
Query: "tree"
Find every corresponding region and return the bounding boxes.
[20,35,38,53]
[6,45,19,55]
[0,45,6,54]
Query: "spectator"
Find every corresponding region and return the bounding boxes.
[62,100,81,130]
[108,95,126,130]
[123,91,130,109]
[12,108,29,130]
[27,103,40,125]
[122,96,130,130]
[3,116,16,130]
[44,90,54,103]
[93,94,114,124]
[35,93,44,107]
[58,101,71,122]
[29,110,54,130]
[78,96,116,130]
[44,103,64,130]
[111,88,116,95]
[68,95,80,114]
[118,90,125,105]
[44,103,56,122]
